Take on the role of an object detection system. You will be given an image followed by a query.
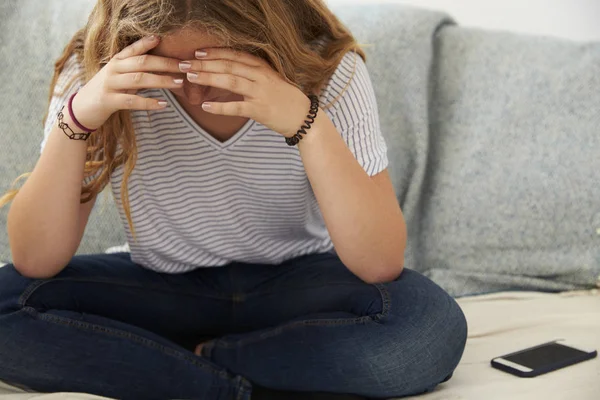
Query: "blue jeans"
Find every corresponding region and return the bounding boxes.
[0,252,467,399]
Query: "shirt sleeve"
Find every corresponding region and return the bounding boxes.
[320,51,389,177]
[40,53,85,154]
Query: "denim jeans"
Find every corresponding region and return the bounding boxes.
[0,251,467,400]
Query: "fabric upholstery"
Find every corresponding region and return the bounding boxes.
[422,26,600,296]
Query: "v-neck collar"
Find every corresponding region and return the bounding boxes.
[163,89,255,150]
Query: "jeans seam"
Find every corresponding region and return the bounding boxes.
[244,282,379,299]
[20,306,226,378]
[212,283,393,350]
[18,281,46,308]
[17,277,231,305]
[373,282,392,320]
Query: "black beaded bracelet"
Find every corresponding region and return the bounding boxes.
[286,94,320,146]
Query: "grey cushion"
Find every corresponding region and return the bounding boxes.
[422,27,600,296]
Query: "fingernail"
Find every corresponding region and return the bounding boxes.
[158,101,168,108]
[187,72,198,80]
[173,78,184,85]
[202,103,212,111]
[195,50,208,58]
[147,35,158,42]
[179,61,192,72]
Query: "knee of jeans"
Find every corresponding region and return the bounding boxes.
[0,264,35,315]
[414,293,467,393]
[369,274,467,396]
[375,310,466,397]
[430,296,468,380]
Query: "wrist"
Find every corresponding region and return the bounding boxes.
[70,90,109,131]
[296,108,329,148]
[285,94,320,146]
[284,94,312,138]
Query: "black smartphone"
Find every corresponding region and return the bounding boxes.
[491,340,597,378]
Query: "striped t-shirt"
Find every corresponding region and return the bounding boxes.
[41,51,389,273]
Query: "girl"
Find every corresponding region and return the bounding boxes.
[0,0,467,399]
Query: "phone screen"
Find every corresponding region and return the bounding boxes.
[504,343,588,369]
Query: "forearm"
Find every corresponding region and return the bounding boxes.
[298,110,407,283]
[8,116,88,275]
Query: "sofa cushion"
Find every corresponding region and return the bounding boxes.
[421,26,600,296]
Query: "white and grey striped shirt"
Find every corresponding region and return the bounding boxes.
[42,51,389,273]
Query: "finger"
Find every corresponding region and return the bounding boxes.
[108,72,184,91]
[202,101,253,118]
[186,72,254,97]
[114,36,160,61]
[179,59,260,82]
[113,93,168,111]
[195,47,268,68]
[115,54,182,75]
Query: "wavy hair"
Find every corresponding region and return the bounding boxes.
[0,0,365,239]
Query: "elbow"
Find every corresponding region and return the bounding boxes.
[11,253,69,280]
[9,228,76,280]
[360,263,404,284]
[13,261,65,280]
[363,241,406,284]
[361,222,407,284]
[354,252,405,284]
[340,245,406,284]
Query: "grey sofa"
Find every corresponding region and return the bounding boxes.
[1,0,599,299]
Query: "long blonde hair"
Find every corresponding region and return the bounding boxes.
[0,0,365,239]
